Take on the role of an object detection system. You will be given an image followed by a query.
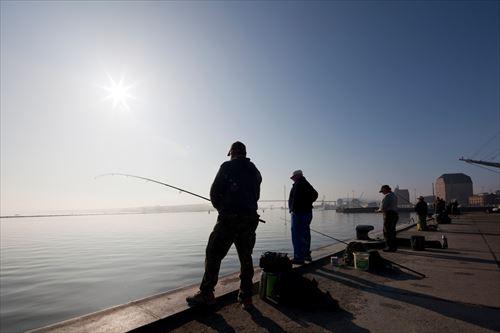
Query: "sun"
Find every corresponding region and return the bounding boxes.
[101,74,136,110]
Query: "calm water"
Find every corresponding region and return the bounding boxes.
[0,209,414,332]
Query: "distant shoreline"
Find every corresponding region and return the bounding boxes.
[0,208,217,219]
[0,205,284,219]
[0,212,159,219]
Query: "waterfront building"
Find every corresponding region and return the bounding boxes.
[394,186,410,208]
[435,173,473,206]
[469,193,498,207]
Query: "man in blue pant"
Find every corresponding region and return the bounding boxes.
[288,170,318,264]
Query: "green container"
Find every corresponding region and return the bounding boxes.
[266,272,279,298]
[259,272,267,299]
[354,252,370,271]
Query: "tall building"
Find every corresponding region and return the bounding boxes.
[435,173,473,206]
[394,186,410,208]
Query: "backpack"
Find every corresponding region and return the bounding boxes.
[259,252,292,273]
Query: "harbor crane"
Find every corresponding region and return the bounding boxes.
[459,157,500,169]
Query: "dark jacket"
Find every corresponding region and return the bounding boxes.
[436,199,446,214]
[210,157,262,216]
[415,201,428,216]
[288,177,318,213]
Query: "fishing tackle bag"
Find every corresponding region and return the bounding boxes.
[259,251,292,273]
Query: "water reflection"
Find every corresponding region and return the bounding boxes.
[0,209,414,332]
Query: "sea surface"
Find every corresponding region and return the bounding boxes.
[0,209,414,332]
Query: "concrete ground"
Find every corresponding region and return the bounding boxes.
[143,213,500,333]
[31,212,500,333]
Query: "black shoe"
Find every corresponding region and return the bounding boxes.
[186,291,216,306]
[305,256,313,262]
[291,259,305,265]
[238,295,254,310]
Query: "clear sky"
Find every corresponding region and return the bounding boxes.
[1,1,499,214]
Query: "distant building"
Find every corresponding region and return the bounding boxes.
[435,173,473,206]
[351,198,362,208]
[394,186,410,208]
[469,193,498,207]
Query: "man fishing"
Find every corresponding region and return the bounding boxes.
[186,141,262,310]
[415,196,428,231]
[377,185,399,252]
[288,170,318,264]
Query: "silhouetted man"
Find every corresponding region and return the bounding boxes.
[415,196,428,231]
[288,170,318,264]
[186,141,262,310]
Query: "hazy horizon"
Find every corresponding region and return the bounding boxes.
[1,1,499,215]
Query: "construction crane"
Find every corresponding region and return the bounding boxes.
[460,130,500,171]
[459,157,500,169]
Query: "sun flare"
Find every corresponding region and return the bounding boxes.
[101,74,135,110]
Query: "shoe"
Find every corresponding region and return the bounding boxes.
[291,259,305,265]
[186,291,216,306]
[382,247,397,252]
[238,296,254,310]
[305,256,313,262]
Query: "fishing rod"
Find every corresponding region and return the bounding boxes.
[279,217,350,245]
[383,257,426,278]
[310,228,351,245]
[95,173,266,223]
[308,224,425,276]
[311,227,426,276]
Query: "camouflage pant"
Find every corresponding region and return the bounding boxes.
[200,214,259,298]
[417,214,428,231]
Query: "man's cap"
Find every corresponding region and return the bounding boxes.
[227,141,246,156]
[418,196,424,200]
[379,185,391,193]
[290,170,303,179]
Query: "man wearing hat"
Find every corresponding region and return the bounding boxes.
[377,185,399,252]
[187,141,262,309]
[288,170,318,264]
[414,196,428,231]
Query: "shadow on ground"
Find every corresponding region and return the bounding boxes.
[314,268,500,332]
[396,249,498,265]
[131,273,371,333]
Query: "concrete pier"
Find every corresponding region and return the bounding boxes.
[30,213,500,333]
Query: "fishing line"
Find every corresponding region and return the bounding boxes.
[309,228,351,245]
[280,217,350,244]
[382,258,426,278]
